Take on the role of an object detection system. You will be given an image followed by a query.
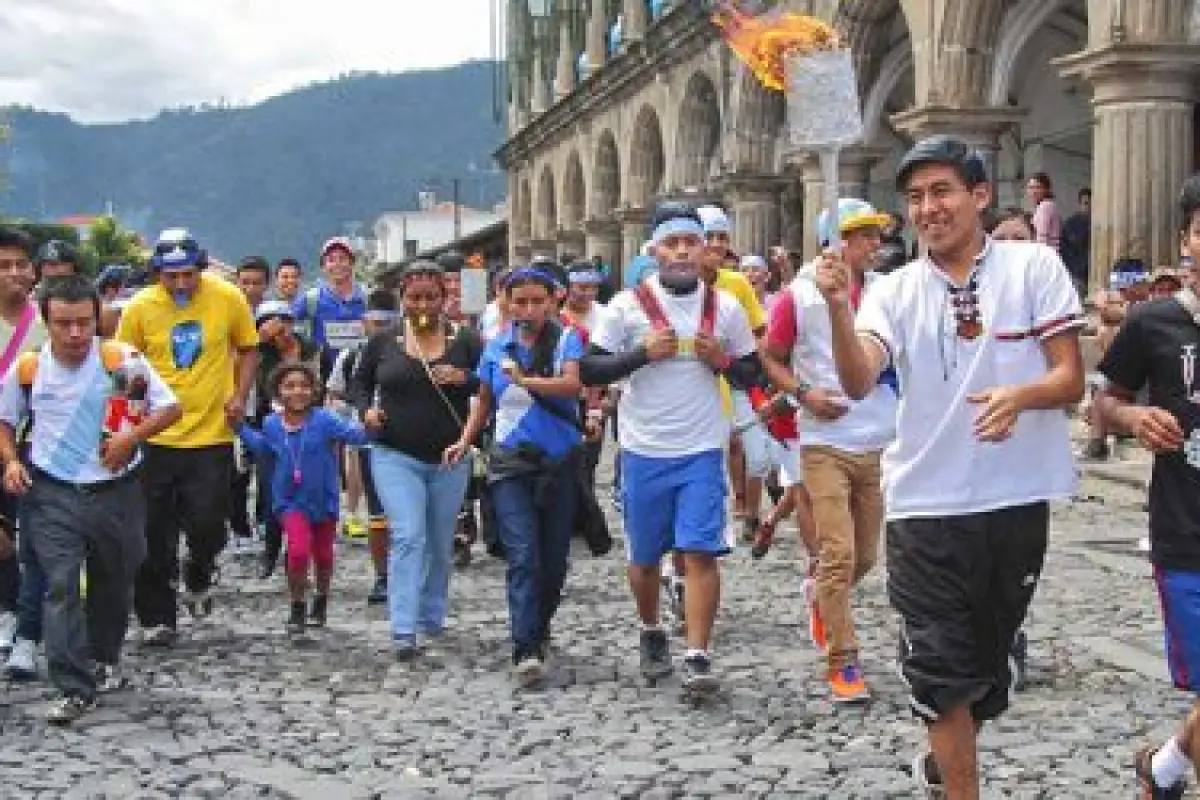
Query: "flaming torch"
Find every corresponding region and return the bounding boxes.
[713,1,863,248]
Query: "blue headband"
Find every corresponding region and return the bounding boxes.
[652,217,705,244]
[504,267,559,290]
[567,269,603,285]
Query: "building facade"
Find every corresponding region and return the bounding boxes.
[496,0,1200,291]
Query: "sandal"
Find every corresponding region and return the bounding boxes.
[750,520,777,560]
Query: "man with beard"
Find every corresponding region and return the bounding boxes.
[581,204,760,696]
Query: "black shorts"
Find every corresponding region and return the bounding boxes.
[888,501,1048,724]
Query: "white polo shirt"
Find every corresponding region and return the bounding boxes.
[855,239,1083,519]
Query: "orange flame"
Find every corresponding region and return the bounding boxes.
[712,1,838,92]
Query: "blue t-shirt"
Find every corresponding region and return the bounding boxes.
[292,283,368,374]
[238,409,369,522]
[477,324,584,460]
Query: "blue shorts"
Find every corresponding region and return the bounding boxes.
[620,449,728,566]
[1156,567,1200,692]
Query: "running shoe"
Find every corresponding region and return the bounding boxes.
[829,662,870,704]
[308,595,328,628]
[750,519,777,560]
[367,576,388,605]
[639,628,673,680]
[513,648,545,688]
[286,602,306,636]
[4,637,36,680]
[46,693,95,726]
[1135,745,1186,800]
[912,751,947,799]
[682,652,719,695]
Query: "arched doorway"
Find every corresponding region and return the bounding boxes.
[562,152,586,232]
[727,66,785,174]
[627,105,665,208]
[674,72,722,192]
[591,129,621,218]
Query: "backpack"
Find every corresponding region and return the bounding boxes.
[16,341,132,439]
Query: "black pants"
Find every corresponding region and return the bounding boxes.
[27,474,145,700]
[229,441,254,538]
[135,444,233,629]
[0,490,18,613]
[888,501,1048,724]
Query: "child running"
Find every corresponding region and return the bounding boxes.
[238,362,370,634]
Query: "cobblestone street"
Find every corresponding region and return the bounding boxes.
[0,462,1186,799]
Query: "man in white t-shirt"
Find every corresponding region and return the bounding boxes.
[817,136,1084,798]
[0,275,180,725]
[582,204,758,696]
[764,198,896,705]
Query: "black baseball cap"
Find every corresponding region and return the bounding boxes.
[895,135,989,191]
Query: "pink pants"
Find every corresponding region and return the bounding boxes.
[279,512,336,575]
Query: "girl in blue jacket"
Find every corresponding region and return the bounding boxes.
[239,362,369,634]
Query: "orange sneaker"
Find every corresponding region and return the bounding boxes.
[829,663,870,704]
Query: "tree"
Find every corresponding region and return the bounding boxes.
[83,216,147,272]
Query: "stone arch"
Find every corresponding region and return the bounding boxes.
[591,130,620,218]
[673,71,722,191]
[727,66,785,173]
[561,151,586,231]
[989,0,1072,106]
[627,105,665,208]
[834,0,902,98]
[514,175,532,244]
[535,165,557,239]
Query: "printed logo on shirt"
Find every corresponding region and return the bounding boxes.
[171,320,204,369]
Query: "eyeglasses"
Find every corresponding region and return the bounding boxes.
[155,240,197,257]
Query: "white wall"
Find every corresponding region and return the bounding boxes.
[375,209,503,263]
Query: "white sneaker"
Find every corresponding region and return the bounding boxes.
[0,611,16,651]
[5,636,37,679]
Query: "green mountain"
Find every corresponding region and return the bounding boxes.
[0,61,507,270]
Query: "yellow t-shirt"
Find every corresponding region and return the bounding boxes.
[712,269,765,417]
[713,269,766,331]
[117,273,257,448]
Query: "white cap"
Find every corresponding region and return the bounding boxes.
[697,205,731,235]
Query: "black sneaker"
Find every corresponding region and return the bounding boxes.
[639,628,673,680]
[682,652,718,695]
[367,577,387,605]
[1135,745,1186,799]
[308,595,328,628]
[912,751,947,799]
[257,552,277,580]
[742,517,759,544]
[286,602,306,635]
[393,634,418,661]
[94,663,129,694]
[184,590,213,620]
[46,693,95,726]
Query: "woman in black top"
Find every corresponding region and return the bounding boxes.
[352,261,482,660]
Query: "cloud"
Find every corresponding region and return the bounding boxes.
[0,0,497,122]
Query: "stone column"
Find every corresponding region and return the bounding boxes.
[554,13,576,101]
[793,147,891,261]
[620,207,651,272]
[585,219,623,281]
[585,0,608,79]
[1058,45,1200,293]
[623,0,647,43]
[531,48,550,114]
[724,181,781,259]
[557,230,586,261]
[890,107,1025,180]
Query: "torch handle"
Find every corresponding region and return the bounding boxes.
[820,147,841,250]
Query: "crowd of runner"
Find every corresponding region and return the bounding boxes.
[0,134,1197,800]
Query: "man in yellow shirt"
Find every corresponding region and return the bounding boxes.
[697,206,769,540]
[117,229,259,645]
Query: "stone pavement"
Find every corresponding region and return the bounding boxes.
[0,460,1188,799]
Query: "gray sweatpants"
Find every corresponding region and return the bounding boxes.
[25,474,146,699]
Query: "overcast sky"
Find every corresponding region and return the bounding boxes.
[0,0,497,123]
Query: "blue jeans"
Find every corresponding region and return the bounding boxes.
[491,462,578,652]
[370,447,471,638]
[16,501,47,642]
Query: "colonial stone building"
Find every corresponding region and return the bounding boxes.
[496,0,1200,290]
